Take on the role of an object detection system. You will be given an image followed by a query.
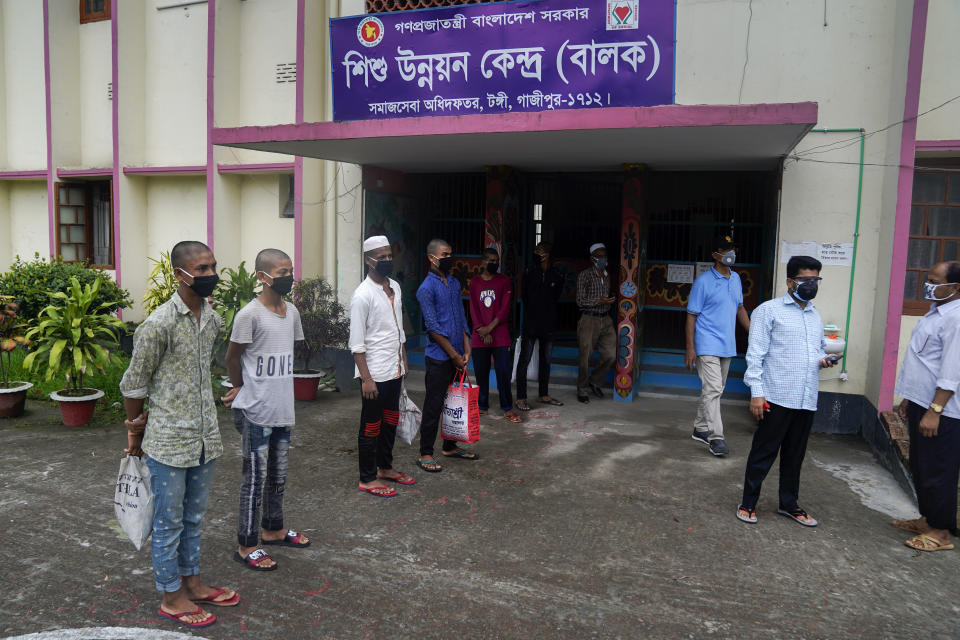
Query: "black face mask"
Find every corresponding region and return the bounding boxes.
[268,274,295,296]
[373,259,394,278]
[435,256,454,274]
[179,268,220,298]
[793,281,819,301]
[485,262,499,274]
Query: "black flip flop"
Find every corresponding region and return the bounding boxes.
[515,400,531,411]
[233,549,278,571]
[417,458,443,472]
[442,448,480,461]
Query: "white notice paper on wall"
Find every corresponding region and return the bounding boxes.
[780,241,819,263]
[696,262,714,278]
[817,242,854,266]
[667,264,695,284]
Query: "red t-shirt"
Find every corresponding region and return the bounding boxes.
[468,274,512,348]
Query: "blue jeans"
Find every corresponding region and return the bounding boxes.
[145,455,216,593]
[234,410,291,547]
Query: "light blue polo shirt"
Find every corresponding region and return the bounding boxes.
[687,267,743,358]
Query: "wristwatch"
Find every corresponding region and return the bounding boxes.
[929,402,944,414]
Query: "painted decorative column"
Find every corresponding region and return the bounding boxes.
[485,166,520,278]
[614,164,645,402]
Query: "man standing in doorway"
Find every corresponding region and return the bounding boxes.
[575,242,616,404]
[737,255,837,527]
[686,235,751,457]
[469,248,521,423]
[350,236,414,498]
[416,238,478,472]
[515,242,565,411]
[893,261,960,552]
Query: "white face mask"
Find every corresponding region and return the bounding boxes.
[923,281,959,301]
[718,250,736,266]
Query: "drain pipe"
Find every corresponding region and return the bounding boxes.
[808,128,866,375]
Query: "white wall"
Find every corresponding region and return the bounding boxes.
[8,182,49,259]
[239,174,295,267]
[143,2,207,165]
[145,177,207,264]
[0,183,9,267]
[2,0,46,170]
[916,0,960,142]
[79,19,112,168]
[48,0,82,169]
[239,0,295,127]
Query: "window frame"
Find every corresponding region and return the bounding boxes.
[55,181,115,270]
[79,0,110,24]
[903,166,960,315]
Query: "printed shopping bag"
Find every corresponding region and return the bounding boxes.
[441,369,481,444]
[510,337,539,383]
[397,384,422,446]
[114,454,154,550]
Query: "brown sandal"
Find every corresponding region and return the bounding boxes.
[904,533,954,552]
[515,400,530,411]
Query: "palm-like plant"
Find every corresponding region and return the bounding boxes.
[212,261,260,348]
[23,277,127,394]
[0,296,30,387]
[292,276,349,372]
[143,251,178,317]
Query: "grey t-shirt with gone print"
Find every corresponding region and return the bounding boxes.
[230,298,304,427]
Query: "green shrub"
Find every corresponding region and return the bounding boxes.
[0,254,131,325]
[292,276,349,371]
[143,251,178,317]
[211,261,260,348]
[23,277,128,394]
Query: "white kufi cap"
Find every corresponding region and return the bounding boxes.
[589,243,606,254]
[362,235,390,252]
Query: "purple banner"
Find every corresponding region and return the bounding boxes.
[329,0,675,122]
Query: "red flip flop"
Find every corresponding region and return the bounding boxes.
[191,586,240,607]
[379,473,416,485]
[358,484,397,498]
[158,607,216,628]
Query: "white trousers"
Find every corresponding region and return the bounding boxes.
[693,355,731,440]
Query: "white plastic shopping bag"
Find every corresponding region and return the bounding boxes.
[114,455,153,550]
[511,337,539,383]
[397,384,422,446]
[441,370,481,443]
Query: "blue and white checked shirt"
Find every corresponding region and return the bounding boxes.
[895,299,960,419]
[744,294,827,411]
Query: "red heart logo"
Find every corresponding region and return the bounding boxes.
[614,5,631,23]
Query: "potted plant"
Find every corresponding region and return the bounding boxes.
[23,277,127,427]
[291,277,350,401]
[0,296,32,418]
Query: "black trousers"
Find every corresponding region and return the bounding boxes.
[906,401,960,530]
[741,402,815,511]
[515,333,554,400]
[473,345,513,411]
[358,377,402,483]
[419,356,460,457]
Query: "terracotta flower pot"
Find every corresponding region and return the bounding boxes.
[293,371,323,401]
[50,388,104,427]
[0,381,33,418]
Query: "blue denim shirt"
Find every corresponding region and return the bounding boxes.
[416,271,470,361]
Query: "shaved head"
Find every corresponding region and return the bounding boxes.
[427,238,451,256]
[171,241,212,270]
[255,248,291,274]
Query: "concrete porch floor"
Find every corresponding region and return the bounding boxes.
[1,378,955,640]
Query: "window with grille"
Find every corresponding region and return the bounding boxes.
[80,0,110,24]
[56,181,114,268]
[367,0,505,14]
[903,168,960,315]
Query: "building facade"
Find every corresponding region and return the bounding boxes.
[1,0,958,441]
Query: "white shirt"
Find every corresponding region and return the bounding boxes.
[349,276,406,383]
[744,294,826,411]
[895,299,960,419]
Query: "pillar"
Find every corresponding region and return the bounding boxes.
[614,165,645,402]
